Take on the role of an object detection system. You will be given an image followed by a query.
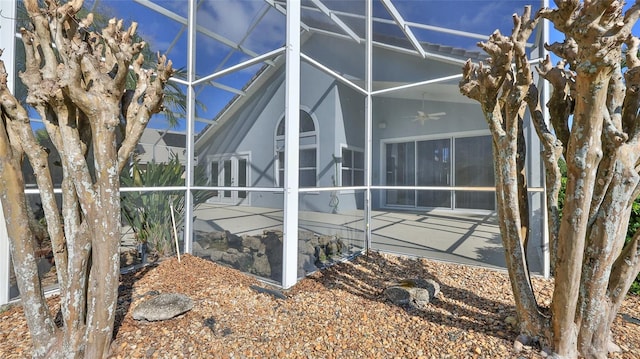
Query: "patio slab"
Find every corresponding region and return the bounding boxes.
[192,204,544,274]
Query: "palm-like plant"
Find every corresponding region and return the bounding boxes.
[121,154,214,257]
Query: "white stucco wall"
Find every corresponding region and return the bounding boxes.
[193,31,547,274]
[196,32,492,213]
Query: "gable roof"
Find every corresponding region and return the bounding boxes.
[137,128,187,164]
[195,31,486,149]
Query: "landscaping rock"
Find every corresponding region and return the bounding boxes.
[252,252,271,277]
[194,230,226,249]
[226,231,243,249]
[298,230,315,241]
[205,249,225,262]
[242,235,265,252]
[133,293,193,321]
[384,278,440,309]
[192,229,352,281]
[221,248,252,271]
[326,240,341,257]
[191,240,204,254]
[298,252,317,275]
[262,230,283,280]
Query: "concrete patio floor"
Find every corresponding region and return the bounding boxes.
[192,203,544,274]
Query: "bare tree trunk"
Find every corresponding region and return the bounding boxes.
[84,114,121,358]
[576,141,637,358]
[0,1,173,357]
[0,63,59,358]
[552,69,607,358]
[460,7,548,339]
[608,230,640,322]
[492,136,547,336]
[461,3,640,358]
[529,58,570,272]
[0,123,57,357]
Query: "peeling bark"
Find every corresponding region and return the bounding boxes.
[553,68,607,358]
[525,68,563,270]
[460,7,548,339]
[0,90,57,358]
[461,2,640,358]
[0,1,173,357]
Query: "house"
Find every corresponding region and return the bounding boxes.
[135,129,187,167]
[0,1,549,303]
[193,29,546,279]
[196,32,494,210]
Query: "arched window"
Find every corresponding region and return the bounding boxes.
[275,110,317,187]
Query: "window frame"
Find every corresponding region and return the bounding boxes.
[339,145,365,187]
[275,110,319,188]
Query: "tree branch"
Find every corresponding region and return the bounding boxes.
[525,82,563,269]
[0,57,69,286]
[624,37,640,141]
[460,5,548,341]
[0,59,58,356]
[536,56,574,155]
[117,53,173,172]
[608,222,640,317]
[23,0,59,81]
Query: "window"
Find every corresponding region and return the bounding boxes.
[341,148,364,186]
[276,110,317,187]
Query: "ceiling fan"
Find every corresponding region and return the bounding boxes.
[408,93,446,125]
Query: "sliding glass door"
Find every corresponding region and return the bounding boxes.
[454,136,494,210]
[385,142,415,206]
[417,138,451,208]
[384,134,494,211]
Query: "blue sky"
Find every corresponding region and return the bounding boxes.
[32,1,640,133]
[87,0,544,132]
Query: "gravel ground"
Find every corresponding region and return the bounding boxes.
[1,252,639,358]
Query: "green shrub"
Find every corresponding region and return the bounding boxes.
[626,201,640,295]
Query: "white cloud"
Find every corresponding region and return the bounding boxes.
[456,1,532,34]
[198,0,285,54]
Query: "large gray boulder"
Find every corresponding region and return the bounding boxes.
[133,293,193,321]
[384,278,440,309]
